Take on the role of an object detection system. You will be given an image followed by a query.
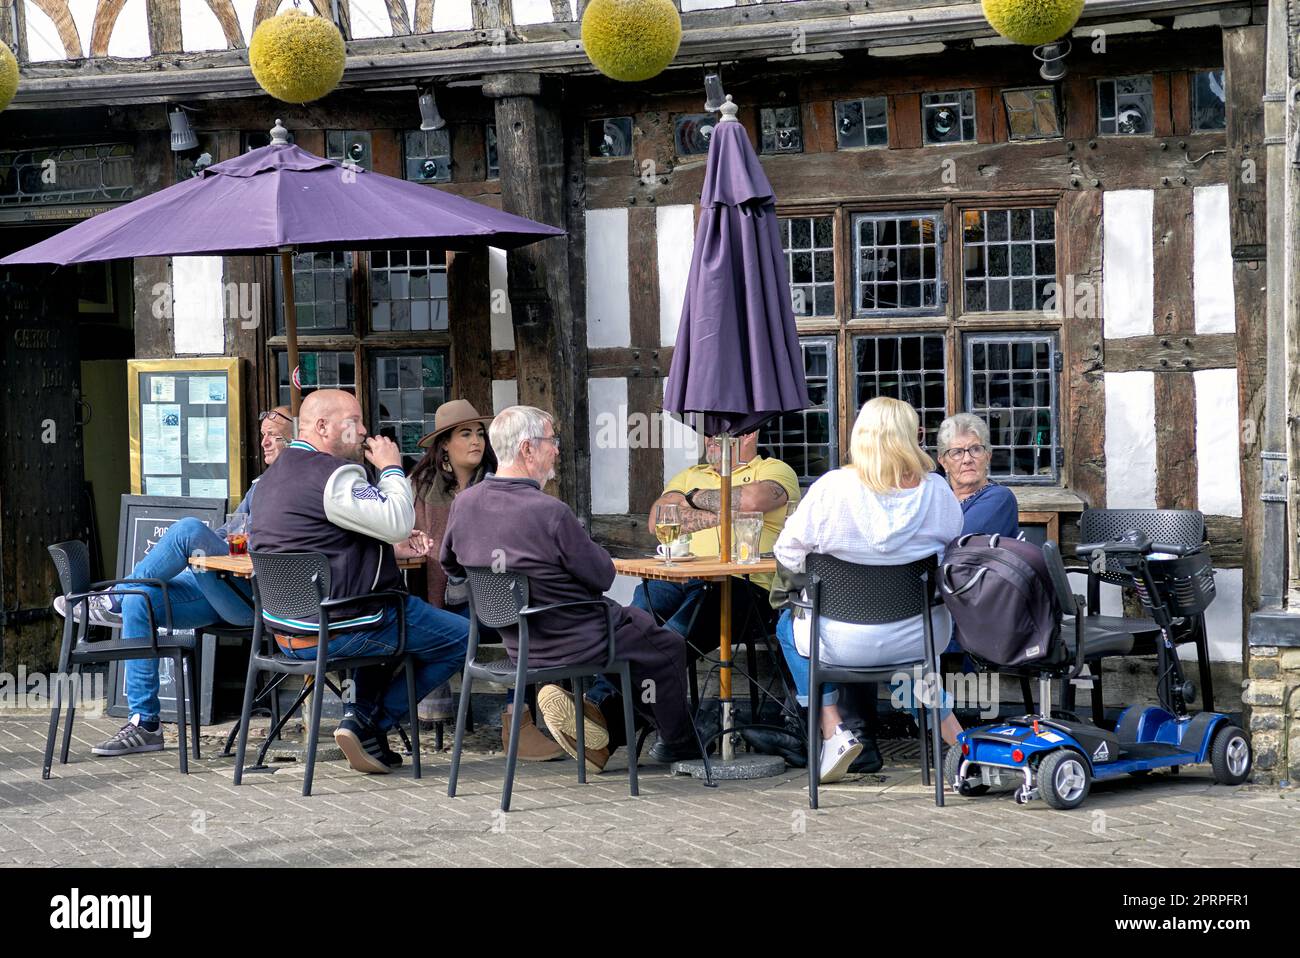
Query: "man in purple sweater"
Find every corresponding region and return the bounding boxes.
[440,405,701,770]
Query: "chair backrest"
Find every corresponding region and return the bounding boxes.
[1041,541,1078,616]
[806,553,937,625]
[1079,509,1205,585]
[48,540,92,598]
[249,551,329,623]
[463,566,529,629]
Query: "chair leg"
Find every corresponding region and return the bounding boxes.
[808,680,820,810]
[233,646,262,787]
[59,664,79,765]
[405,657,421,781]
[688,650,701,714]
[447,669,474,798]
[1090,665,1106,727]
[1195,618,1215,713]
[188,648,202,760]
[1062,670,1077,714]
[929,701,944,809]
[302,659,328,798]
[573,676,587,786]
[500,681,526,812]
[42,679,62,781]
[173,653,189,775]
[917,690,930,788]
[745,634,760,723]
[618,662,639,798]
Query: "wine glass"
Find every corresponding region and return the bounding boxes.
[654,503,682,567]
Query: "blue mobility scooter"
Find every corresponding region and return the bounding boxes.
[944,531,1251,810]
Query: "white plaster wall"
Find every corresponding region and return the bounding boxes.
[491,379,518,414]
[23,2,66,61]
[1199,568,1243,662]
[488,247,515,352]
[233,0,258,43]
[432,0,474,31]
[662,381,702,487]
[589,377,630,514]
[1102,190,1155,338]
[181,0,228,52]
[349,0,394,38]
[681,0,735,9]
[171,257,226,355]
[1195,367,1243,518]
[585,209,631,348]
[66,0,95,58]
[512,0,556,25]
[657,204,695,347]
[107,0,151,58]
[1193,185,1235,334]
[1104,371,1157,508]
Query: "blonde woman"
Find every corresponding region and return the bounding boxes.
[773,397,964,783]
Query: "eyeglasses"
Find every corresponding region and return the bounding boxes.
[942,444,987,461]
[530,435,560,450]
[259,410,293,425]
[262,435,290,446]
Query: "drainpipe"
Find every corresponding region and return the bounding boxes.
[1256,0,1290,610]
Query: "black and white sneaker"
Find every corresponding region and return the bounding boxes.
[333,713,393,775]
[53,592,123,629]
[91,715,164,756]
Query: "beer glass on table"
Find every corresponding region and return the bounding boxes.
[654,503,682,567]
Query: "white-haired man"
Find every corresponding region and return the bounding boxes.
[441,405,703,770]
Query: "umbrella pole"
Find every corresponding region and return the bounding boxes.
[719,434,734,762]
[281,251,301,417]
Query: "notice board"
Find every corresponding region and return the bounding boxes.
[127,358,244,513]
[105,495,229,723]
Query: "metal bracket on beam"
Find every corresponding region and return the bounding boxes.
[1261,451,1289,503]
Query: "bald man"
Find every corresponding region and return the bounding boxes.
[250,389,469,775]
[56,405,295,759]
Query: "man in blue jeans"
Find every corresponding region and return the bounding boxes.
[251,389,469,775]
[52,407,295,757]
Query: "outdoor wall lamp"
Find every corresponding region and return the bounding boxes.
[1033,40,1070,82]
[704,71,727,112]
[168,106,198,152]
[419,85,446,132]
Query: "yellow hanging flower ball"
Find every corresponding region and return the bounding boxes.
[0,40,18,113]
[249,9,346,104]
[582,0,682,83]
[981,0,1085,46]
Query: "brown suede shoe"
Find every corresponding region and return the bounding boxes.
[536,684,610,749]
[501,705,565,762]
[551,727,610,776]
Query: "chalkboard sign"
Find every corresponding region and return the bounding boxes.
[127,358,244,513]
[106,495,228,723]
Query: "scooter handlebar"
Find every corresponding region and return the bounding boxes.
[1075,538,1200,558]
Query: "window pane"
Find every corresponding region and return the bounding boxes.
[852,211,942,316]
[963,208,1056,312]
[965,334,1058,481]
[780,215,835,318]
[854,333,947,452]
[370,350,451,471]
[759,339,837,484]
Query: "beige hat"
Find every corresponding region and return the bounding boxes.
[417,399,493,449]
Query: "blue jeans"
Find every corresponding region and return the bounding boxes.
[775,609,952,720]
[284,595,468,732]
[121,517,253,721]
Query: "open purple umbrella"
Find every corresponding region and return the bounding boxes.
[2,120,564,412]
[661,96,809,761]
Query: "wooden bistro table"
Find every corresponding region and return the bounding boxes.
[613,556,776,761]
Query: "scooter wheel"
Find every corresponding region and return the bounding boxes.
[1209,725,1251,786]
[943,746,989,797]
[1038,749,1092,810]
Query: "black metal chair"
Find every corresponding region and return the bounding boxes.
[233,551,420,797]
[791,554,944,810]
[1074,509,1214,715]
[45,540,199,778]
[447,566,642,812]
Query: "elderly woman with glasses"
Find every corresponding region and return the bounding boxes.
[936,413,1020,538]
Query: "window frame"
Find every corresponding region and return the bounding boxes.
[962,331,1061,484]
[850,209,947,319]
[1096,75,1155,137]
[759,335,839,487]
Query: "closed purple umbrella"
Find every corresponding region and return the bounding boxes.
[661,97,809,764]
[663,97,810,437]
[2,120,563,412]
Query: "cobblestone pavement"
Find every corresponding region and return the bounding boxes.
[1,716,1297,868]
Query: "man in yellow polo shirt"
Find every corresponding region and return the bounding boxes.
[634,431,799,639]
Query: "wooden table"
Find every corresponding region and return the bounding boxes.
[189,553,427,578]
[613,557,776,760]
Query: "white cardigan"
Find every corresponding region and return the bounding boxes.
[775,469,964,667]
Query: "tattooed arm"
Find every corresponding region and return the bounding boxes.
[645,491,718,536]
[647,481,789,536]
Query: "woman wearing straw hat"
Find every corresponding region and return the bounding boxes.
[403,399,563,762]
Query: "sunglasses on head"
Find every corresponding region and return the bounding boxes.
[259,410,293,425]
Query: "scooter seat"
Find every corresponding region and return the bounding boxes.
[1077,613,1159,634]
[1061,616,1141,658]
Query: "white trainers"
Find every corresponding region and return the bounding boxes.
[818,724,863,784]
[53,592,123,628]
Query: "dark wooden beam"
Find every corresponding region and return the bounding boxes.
[1060,189,1105,507]
[1101,334,1238,373]
[447,249,494,416]
[626,204,665,516]
[1154,372,1198,509]
[1151,188,1194,336]
[588,346,673,377]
